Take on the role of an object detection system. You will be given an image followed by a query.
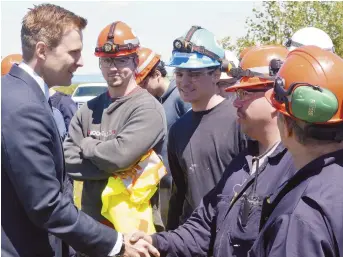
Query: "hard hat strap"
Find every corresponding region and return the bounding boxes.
[107,22,118,43]
[185,25,202,41]
[288,39,304,48]
[173,25,223,63]
[95,22,139,54]
[286,38,335,52]
[228,67,274,81]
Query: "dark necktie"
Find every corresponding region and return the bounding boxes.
[48,98,53,111]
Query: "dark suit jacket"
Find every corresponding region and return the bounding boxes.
[1,65,118,257]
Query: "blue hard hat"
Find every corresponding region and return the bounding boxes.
[167,27,225,69]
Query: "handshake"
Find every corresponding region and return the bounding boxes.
[122,231,159,257]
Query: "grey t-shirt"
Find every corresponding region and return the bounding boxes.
[167,99,247,229]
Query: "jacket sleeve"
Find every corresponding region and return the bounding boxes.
[64,107,111,181]
[166,125,186,230]
[1,103,118,256]
[152,186,219,257]
[80,107,166,173]
[249,214,336,257]
[59,95,77,131]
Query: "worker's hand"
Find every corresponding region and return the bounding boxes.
[116,169,137,179]
[123,232,158,257]
[129,231,153,245]
[115,164,142,180]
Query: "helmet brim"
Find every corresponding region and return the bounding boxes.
[166,52,220,69]
[225,80,273,92]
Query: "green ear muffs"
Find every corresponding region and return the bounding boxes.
[273,77,339,123]
[291,86,338,123]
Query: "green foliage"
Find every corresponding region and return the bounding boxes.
[222,1,343,57]
[54,84,78,95]
[219,36,236,52]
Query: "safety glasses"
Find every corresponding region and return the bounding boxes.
[235,88,271,101]
[99,57,134,68]
[174,68,216,81]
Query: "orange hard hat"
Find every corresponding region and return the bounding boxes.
[239,46,256,61]
[136,47,161,84]
[265,45,343,124]
[226,45,289,92]
[1,54,22,76]
[95,21,140,58]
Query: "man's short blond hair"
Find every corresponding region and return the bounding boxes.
[21,4,87,61]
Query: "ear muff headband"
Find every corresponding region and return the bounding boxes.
[274,77,339,123]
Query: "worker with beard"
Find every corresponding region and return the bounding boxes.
[64,21,167,239]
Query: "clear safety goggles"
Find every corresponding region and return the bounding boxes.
[99,56,134,68]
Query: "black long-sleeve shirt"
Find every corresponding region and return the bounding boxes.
[167,99,247,229]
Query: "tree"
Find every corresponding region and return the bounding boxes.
[219,36,236,52]
[232,1,343,57]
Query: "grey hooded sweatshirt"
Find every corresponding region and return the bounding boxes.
[64,87,167,230]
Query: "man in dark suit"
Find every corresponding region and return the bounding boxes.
[1,4,158,257]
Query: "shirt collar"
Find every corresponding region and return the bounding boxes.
[18,62,50,100]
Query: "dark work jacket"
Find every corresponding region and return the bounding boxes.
[249,149,343,257]
[153,141,296,257]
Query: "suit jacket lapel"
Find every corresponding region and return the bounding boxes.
[9,64,51,111]
[9,64,66,169]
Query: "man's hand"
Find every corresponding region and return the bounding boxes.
[123,232,158,257]
[115,164,142,180]
[116,169,137,180]
[129,231,153,245]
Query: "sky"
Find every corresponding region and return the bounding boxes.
[1,1,261,75]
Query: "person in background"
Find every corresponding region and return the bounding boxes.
[49,87,77,132]
[285,27,335,52]
[1,53,23,76]
[216,50,239,101]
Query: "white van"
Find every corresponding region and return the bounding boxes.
[71,83,107,109]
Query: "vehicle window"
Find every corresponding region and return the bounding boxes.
[73,86,107,97]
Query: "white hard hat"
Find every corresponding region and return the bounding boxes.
[286,27,335,52]
[220,50,239,81]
